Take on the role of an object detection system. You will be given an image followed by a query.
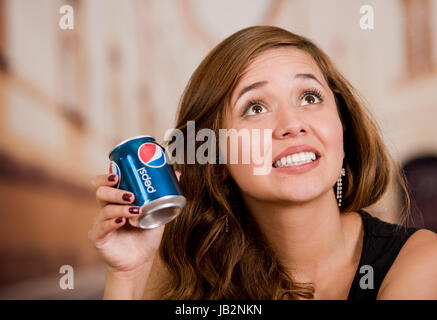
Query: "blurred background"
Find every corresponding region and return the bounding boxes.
[0,0,436,299]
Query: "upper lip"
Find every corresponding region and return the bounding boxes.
[272,144,321,165]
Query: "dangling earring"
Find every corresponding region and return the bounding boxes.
[225,214,229,233]
[336,168,346,207]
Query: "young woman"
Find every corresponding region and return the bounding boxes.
[89,26,437,300]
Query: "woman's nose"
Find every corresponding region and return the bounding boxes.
[272,106,308,139]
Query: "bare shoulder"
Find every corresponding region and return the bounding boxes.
[377,229,437,299]
[143,252,170,299]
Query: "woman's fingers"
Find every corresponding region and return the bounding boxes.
[88,216,126,248]
[95,186,135,206]
[91,173,119,189]
[91,174,122,207]
[89,203,141,248]
[99,204,141,222]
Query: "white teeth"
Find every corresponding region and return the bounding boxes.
[286,155,292,164]
[274,151,318,168]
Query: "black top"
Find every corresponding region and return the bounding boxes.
[347,209,420,300]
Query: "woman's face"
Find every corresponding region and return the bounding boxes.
[223,47,344,204]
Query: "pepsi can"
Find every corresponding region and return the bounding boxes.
[108,135,186,229]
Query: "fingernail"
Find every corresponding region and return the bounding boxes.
[115,217,123,224]
[129,207,140,214]
[122,193,133,202]
[108,174,117,182]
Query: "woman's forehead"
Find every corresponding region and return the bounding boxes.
[242,47,321,78]
[230,47,327,102]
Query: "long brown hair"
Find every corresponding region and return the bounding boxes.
[159,25,411,299]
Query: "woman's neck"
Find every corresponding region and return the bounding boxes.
[243,190,355,284]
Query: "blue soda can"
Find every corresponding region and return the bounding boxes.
[108,135,186,229]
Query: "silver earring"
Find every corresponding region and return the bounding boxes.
[336,168,346,207]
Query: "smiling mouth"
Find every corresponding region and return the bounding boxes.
[272,151,321,168]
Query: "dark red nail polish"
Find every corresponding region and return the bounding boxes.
[108,174,117,182]
[115,217,123,224]
[129,207,140,214]
[122,193,132,201]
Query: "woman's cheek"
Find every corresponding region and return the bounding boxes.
[316,112,344,154]
[228,163,271,199]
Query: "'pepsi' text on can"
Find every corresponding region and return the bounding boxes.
[109,135,186,229]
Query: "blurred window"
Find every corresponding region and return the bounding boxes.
[402,0,434,77]
[0,0,7,73]
[58,0,84,129]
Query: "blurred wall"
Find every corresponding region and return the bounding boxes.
[0,0,436,298]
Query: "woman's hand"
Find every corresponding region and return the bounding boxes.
[88,171,181,275]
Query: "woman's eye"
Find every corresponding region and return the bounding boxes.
[301,93,322,106]
[242,102,267,116]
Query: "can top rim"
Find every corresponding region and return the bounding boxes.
[109,135,154,157]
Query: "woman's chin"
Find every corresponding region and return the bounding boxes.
[270,189,324,204]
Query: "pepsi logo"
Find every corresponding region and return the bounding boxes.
[109,161,121,188]
[138,142,166,168]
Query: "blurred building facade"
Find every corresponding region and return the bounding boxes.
[0,0,436,298]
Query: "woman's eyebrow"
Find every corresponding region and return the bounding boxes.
[294,73,325,89]
[234,73,325,107]
[235,81,268,105]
